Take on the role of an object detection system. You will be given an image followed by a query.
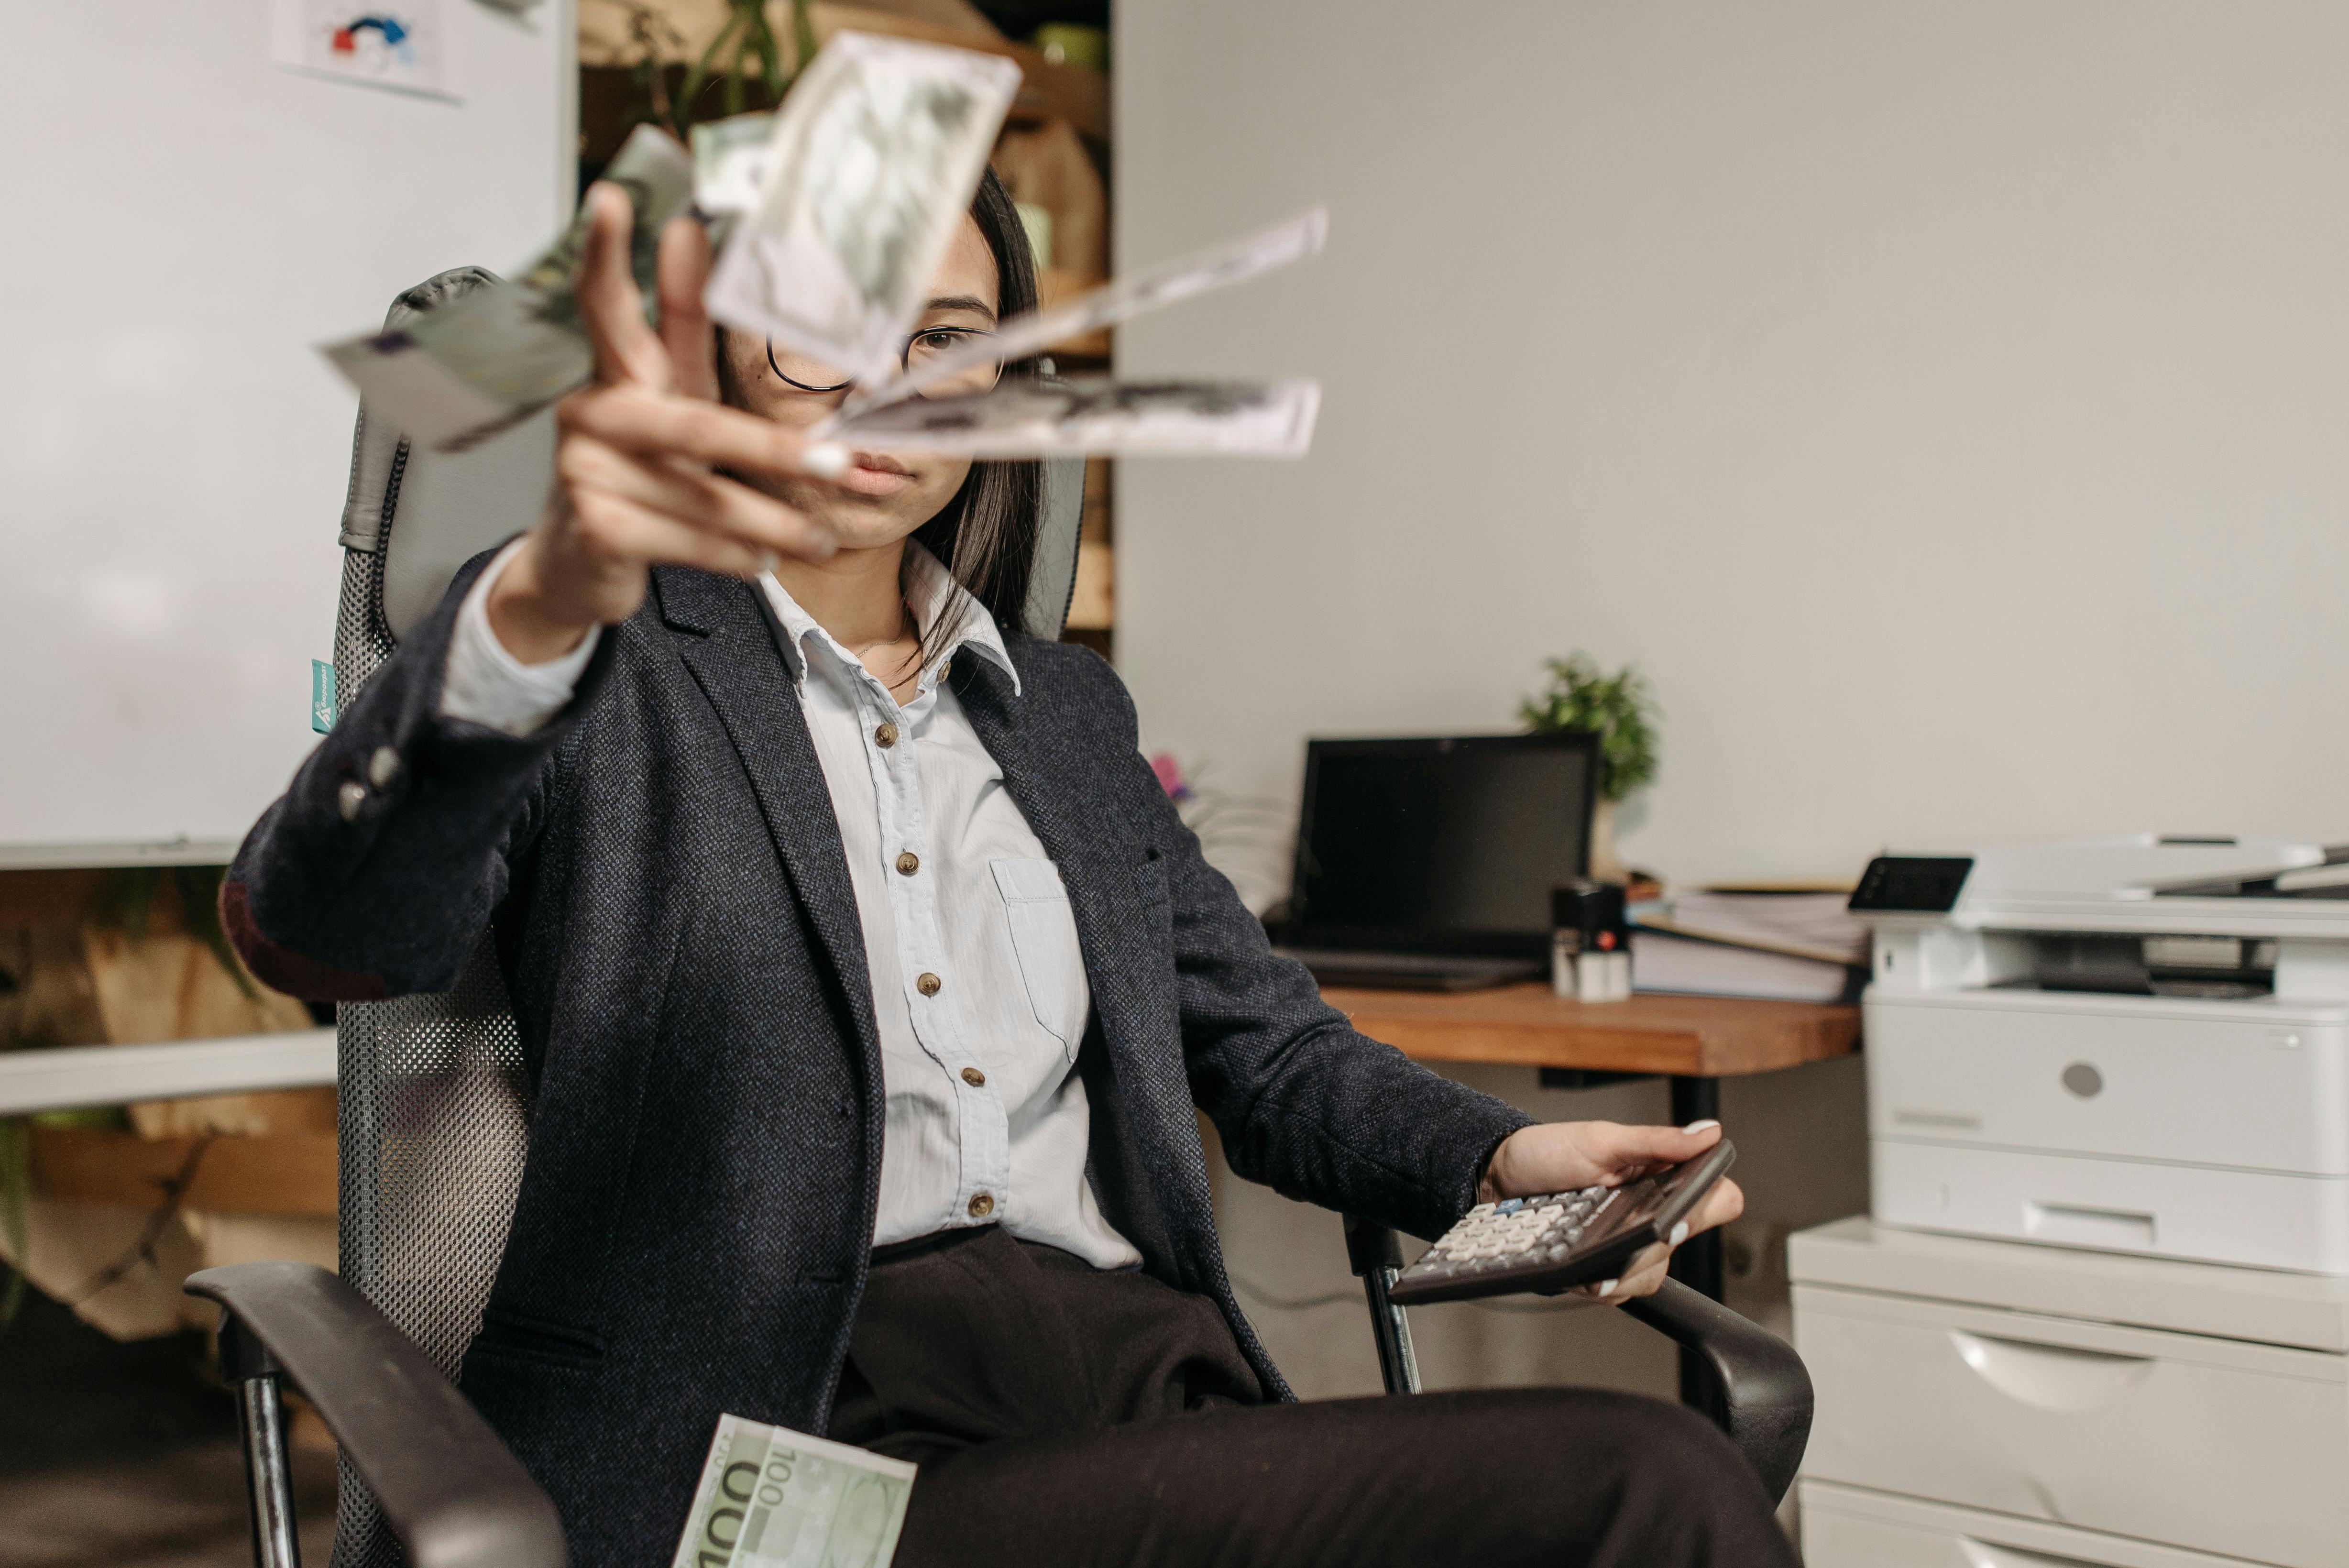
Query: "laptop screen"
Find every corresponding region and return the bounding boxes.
[1287,733,1599,958]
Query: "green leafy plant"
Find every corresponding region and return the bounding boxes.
[1518,654,1661,803]
[594,0,817,143]
[677,0,818,134]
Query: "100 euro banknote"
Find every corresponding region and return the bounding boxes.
[321,124,693,450]
[671,1414,915,1568]
[703,33,1020,385]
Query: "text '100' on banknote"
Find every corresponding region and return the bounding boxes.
[671,1413,916,1568]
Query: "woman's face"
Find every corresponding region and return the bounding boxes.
[718,214,998,552]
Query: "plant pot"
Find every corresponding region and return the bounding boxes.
[1589,796,1629,885]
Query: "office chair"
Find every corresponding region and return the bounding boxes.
[187,270,1810,1568]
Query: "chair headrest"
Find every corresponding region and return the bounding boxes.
[340,269,1084,647]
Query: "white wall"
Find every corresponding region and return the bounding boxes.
[1117,0,2349,891]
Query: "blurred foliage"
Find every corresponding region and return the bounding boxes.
[592,0,817,143]
[89,866,255,1003]
[1518,653,1661,803]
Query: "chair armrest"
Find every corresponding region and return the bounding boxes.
[1620,1278,1812,1503]
[186,1261,568,1568]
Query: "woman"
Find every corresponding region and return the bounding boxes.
[224,168,1792,1567]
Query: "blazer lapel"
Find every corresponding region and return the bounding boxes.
[653,567,882,1062]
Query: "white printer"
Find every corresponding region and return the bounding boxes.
[1852,834,2349,1274]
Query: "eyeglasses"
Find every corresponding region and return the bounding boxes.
[766,327,1004,399]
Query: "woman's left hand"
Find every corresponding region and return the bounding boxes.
[1477,1118,1743,1303]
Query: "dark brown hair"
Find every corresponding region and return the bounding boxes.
[910,165,1044,647]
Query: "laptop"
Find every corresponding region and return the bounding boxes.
[1274,732,1600,992]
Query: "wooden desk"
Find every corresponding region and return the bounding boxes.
[1322,983,1861,1400]
[1319,985,1860,1080]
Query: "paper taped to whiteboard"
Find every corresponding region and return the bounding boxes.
[272,0,459,101]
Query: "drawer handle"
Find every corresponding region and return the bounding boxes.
[1961,1539,2118,1568]
[1948,1329,2154,1412]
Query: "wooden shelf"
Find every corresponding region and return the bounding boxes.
[1037,267,1111,360]
[578,2,1109,142]
[1321,984,1861,1079]
[1066,540,1113,630]
[31,1127,338,1217]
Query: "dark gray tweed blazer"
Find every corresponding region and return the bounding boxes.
[223,551,1533,1565]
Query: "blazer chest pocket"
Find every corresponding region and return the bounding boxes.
[992,857,1091,1061]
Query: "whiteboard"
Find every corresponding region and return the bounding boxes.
[0,0,573,856]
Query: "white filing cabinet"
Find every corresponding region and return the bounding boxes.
[1789,1218,2349,1568]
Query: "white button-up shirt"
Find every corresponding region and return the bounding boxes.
[441,541,1143,1269]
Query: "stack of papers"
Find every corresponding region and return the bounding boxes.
[1630,886,1868,1003]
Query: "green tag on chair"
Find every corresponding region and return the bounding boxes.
[311,660,338,734]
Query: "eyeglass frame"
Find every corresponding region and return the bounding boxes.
[765,327,1006,396]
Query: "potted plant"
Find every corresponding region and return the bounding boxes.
[1517,654,1659,884]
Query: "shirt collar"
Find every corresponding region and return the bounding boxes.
[757,540,1022,699]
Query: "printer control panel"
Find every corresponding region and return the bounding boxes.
[1850,856,1974,914]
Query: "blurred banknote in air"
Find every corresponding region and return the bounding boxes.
[703,32,1021,384]
[321,124,693,450]
[670,1414,915,1568]
[830,378,1323,458]
[692,110,779,248]
[845,208,1329,412]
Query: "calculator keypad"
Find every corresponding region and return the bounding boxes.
[1407,1186,1620,1282]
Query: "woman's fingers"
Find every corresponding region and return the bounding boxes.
[1573,1178,1744,1304]
[1581,1118,1725,1184]
[1574,1242,1668,1301]
[576,184,672,390]
[563,381,849,480]
[567,487,776,581]
[656,215,720,402]
[1684,1176,1745,1239]
[560,435,836,562]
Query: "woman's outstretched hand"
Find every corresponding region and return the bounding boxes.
[1477,1118,1744,1304]
[487,182,850,663]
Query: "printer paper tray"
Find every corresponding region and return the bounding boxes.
[1875,1138,2349,1273]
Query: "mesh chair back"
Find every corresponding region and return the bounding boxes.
[323,269,1085,1566]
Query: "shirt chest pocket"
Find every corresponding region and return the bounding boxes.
[991,857,1091,1062]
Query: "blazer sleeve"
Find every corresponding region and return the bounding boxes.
[220,547,618,1001]
[1082,663,1536,1242]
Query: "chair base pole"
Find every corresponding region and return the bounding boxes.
[1361,1267,1423,1396]
[235,1373,303,1568]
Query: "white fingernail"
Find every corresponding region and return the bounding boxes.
[1669,1220,1690,1247]
[800,441,850,478]
[1598,1278,1618,1297]
[1683,1119,1720,1134]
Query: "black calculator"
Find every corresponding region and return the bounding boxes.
[1386,1140,1737,1306]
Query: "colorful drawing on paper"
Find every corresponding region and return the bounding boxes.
[272,0,455,100]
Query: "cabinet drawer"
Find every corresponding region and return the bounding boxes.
[1793,1284,2347,1568]
[1800,1480,2275,1568]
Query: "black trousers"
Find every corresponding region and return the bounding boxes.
[828,1228,1797,1568]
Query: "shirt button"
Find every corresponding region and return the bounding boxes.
[896,851,920,876]
[368,746,401,789]
[961,1066,986,1087]
[874,722,899,748]
[337,780,367,822]
[968,1193,995,1218]
[917,972,943,997]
